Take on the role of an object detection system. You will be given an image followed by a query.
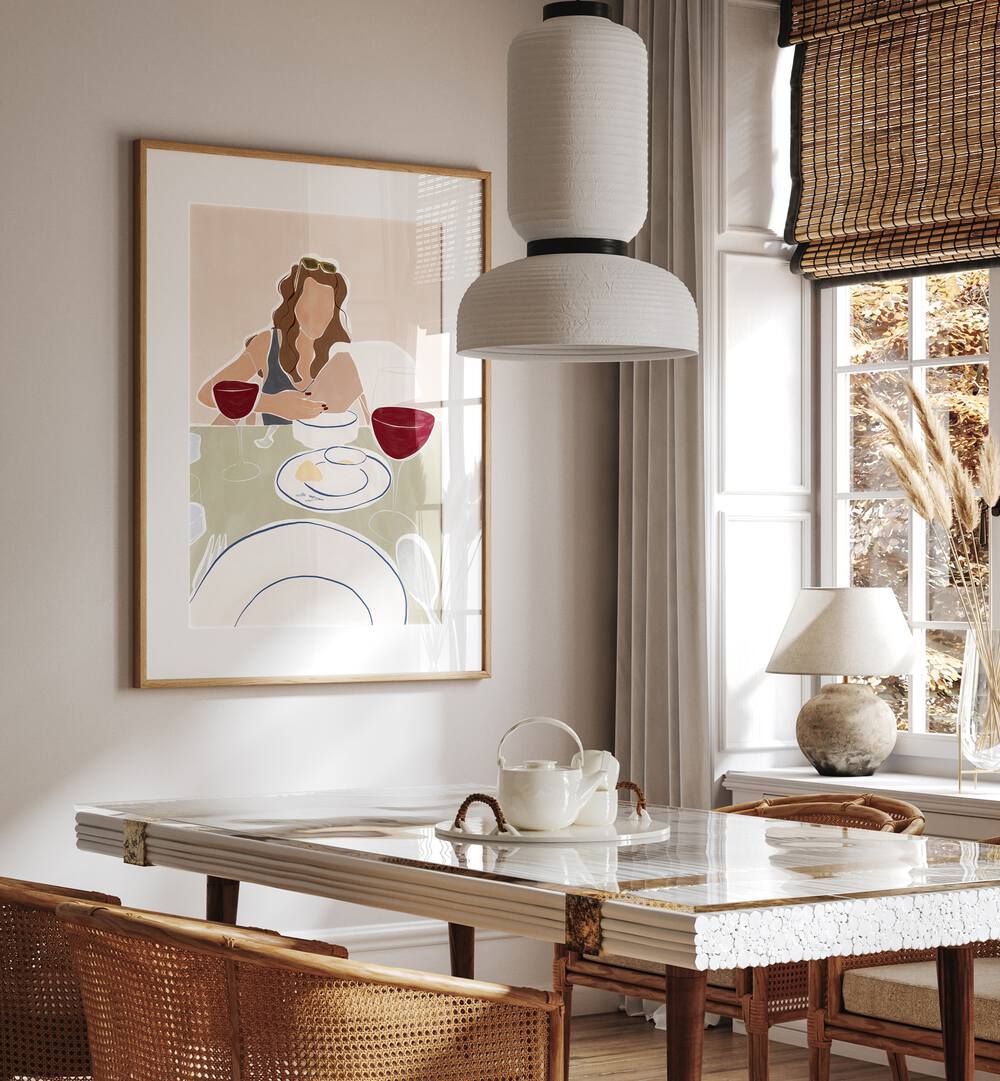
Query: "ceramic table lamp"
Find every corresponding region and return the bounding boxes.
[767,587,914,777]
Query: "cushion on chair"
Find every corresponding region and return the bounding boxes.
[842,959,1000,1041]
[584,953,736,988]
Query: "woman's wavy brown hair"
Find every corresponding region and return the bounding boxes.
[270,260,351,380]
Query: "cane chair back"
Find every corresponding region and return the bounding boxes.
[0,877,120,1081]
[59,902,563,1081]
[720,792,926,834]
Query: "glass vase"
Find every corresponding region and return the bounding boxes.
[959,631,1000,771]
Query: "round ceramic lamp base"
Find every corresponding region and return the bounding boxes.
[796,683,898,777]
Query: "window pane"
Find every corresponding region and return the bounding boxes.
[850,279,908,365]
[837,273,992,747]
[850,370,907,491]
[926,628,965,735]
[852,675,909,731]
[927,514,989,621]
[925,270,989,359]
[925,362,989,477]
[849,498,909,616]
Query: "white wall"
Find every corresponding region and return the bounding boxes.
[0,0,618,994]
[706,0,817,792]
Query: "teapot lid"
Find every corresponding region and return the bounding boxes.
[523,759,557,770]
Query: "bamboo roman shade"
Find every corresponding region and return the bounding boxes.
[780,0,1000,283]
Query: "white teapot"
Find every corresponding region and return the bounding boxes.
[496,717,609,831]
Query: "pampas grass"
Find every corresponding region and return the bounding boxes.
[867,378,997,754]
[950,455,982,533]
[979,436,1000,508]
[927,468,953,530]
[907,379,953,475]
[882,445,935,523]
[864,394,927,478]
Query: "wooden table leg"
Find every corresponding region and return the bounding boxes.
[448,922,475,978]
[937,944,974,1081]
[665,964,707,1081]
[206,876,240,924]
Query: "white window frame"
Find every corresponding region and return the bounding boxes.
[820,270,1000,760]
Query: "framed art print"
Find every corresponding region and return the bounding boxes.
[136,140,490,686]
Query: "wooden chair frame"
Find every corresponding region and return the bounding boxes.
[0,877,119,912]
[805,835,1000,1081]
[554,947,809,1081]
[806,948,1000,1080]
[720,793,926,834]
[554,792,925,1081]
[59,902,566,1081]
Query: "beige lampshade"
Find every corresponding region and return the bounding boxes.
[767,587,914,677]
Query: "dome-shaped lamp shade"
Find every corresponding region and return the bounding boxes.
[457,253,698,362]
[456,2,699,363]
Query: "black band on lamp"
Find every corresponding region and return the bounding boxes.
[526,237,627,257]
[542,2,611,20]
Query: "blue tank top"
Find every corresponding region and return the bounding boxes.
[260,328,294,425]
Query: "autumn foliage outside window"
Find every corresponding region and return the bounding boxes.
[833,270,992,738]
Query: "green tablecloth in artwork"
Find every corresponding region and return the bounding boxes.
[188,422,442,623]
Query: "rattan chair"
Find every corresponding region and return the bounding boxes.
[0,876,120,1081]
[720,792,926,834]
[59,901,565,1081]
[805,833,1000,1081]
[554,791,926,1081]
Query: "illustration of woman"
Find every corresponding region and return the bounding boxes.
[198,256,370,425]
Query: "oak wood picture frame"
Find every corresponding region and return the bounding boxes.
[135,139,491,687]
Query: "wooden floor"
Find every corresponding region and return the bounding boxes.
[570,1014,928,1080]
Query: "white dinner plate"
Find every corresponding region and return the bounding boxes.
[275,447,391,512]
[190,519,407,627]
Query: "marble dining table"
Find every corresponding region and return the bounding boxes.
[76,784,1000,1079]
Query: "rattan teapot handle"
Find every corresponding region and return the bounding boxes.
[616,780,648,815]
[452,793,514,834]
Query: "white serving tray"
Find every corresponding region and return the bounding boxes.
[434,816,671,845]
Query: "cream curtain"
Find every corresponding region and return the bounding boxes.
[615,0,711,810]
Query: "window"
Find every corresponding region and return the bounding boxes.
[824,270,996,751]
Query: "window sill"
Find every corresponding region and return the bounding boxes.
[891,731,964,759]
[722,766,1000,828]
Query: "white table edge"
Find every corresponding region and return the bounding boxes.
[75,804,1000,972]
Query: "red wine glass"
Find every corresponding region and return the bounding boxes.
[372,407,435,460]
[212,380,261,482]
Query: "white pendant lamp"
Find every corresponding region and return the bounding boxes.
[457,1,699,363]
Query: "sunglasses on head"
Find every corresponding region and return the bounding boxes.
[293,256,338,292]
[300,256,337,273]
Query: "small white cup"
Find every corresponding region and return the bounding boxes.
[324,446,367,467]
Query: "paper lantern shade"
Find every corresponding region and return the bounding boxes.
[507,14,648,243]
[456,2,699,364]
[457,253,698,362]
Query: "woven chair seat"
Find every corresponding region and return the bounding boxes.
[843,959,1000,1042]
